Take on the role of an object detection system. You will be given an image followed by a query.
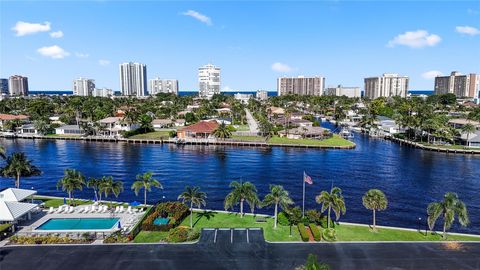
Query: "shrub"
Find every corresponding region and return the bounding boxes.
[9,235,88,245]
[169,130,177,138]
[305,210,321,224]
[309,224,322,241]
[297,223,309,242]
[277,212,289,226]
[166,227,199,243]
[104,231,130,243]
[322,228,337,242]
[319,215,335,229]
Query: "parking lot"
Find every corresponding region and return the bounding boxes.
[199,228,265,246]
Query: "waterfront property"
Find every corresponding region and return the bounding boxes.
[0,188,38,231]
[176,120,219,140]
[55,125,83,136]
[98,117,139,137]
[0,114,29,130]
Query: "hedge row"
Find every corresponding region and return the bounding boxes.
[297,223,309,242]
[142,202,189,231]
[309,223,322,241]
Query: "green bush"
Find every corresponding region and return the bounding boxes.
[305,210,321,224]
[9,235,89,245]
[309,224,321,241]
[169,130,177,138]
[104,231,130,243]
[322,228,337,242]
[166,227,199,243]
[277,212,289,226]
[319,215,335,229]
[297,223,309,242]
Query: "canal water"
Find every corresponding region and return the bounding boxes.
[1,123,479,234]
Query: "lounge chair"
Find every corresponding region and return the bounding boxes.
[69,206,74,213]
[83,206,90,213]
[114,206,119,213]
[127,206,133,214]
[55,206,63,214]
[48,207,54,214]
[102,206,108,213]
[118,206,124,213]
[89,205,97,213]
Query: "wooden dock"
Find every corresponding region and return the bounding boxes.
[388,136,480,155]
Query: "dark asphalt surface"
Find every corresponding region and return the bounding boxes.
[1,229,479,270]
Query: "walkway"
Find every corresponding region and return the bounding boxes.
[244,108,259,134]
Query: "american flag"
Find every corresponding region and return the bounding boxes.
[304,171,313,185]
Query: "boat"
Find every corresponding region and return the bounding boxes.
[340,128,354,138]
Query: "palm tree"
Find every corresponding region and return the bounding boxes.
[56,169,85,205]
[99,176,124,207]
[461,123,476,147]
[86,177,101,202]
[0,152,41,188]
[178,186,207,228]
[427,192,469,239]
[212,122,232,140]
[315,187,346,229]
[33,119,50,135]
[224,181,258,217]
[131,171,162,205]
[138,114,153,133]
[0,145,6,160]
[362,189,388,231]
[262,185,294,229]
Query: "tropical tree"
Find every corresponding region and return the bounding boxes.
[224,181,258,217]
[178,186,207,228]
[56,169,85,205]
[461,123,476,147]
[427,192,469,239]
[212,122,232,140]
[362,189,388,231]
[86,177,101,202]
[0,145,6,160]
[138,114,153,133]
[262,185,294,229]
[99,176,124,207]
[315,187,346,229]
[0,152,41,188]
[131,171,162,205]
[33,119,50,135]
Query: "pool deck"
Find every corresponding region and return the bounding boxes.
[17,204,146,236]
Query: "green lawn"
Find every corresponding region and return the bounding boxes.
[0,223,12,232]
[129,131,172,140]
[45,134,82,138]
[268,134,355,147]
[335,224,480,241]
[179,210,301,242]
[35,196,92,207]
[230,135,266,142]
[134,231,169,243]
[420,143,479,151]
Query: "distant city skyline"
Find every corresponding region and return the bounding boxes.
[1,1,479,91]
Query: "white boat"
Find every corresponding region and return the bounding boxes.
[340,128,354,138]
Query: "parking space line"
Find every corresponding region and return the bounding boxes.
[247,229,249,243]
[214,229,217,243]
[231,229,233,243]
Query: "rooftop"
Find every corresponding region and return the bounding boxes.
[179,120,219,133]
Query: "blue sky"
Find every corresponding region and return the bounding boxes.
[1,1,479,91]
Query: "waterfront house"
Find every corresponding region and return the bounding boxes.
[55,125,83,136]
[448,118,480,129]
[460,130,480,148]
[16,124,39,135]
[278,126,330,139]
[98,116,140,137]
[0,114,29,130]
[177,120,219,139]
[375,116,401,135]
[290,119,313,127]
[175,119,186,127]
[152,119,173,129]
[212,117,232,125]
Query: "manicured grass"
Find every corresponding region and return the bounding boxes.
[35,196,92,208]
[420,143,478,150]
[234,125,251,132]
[129,131,172,140]
[335,224,480,241]
[230,135,266,142]
[45,134,82,138]
[179,210,301,242]
[0,223,12,232]
[268,134,355,147]
[134,231,169,243]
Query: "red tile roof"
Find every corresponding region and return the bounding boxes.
[180,121,219,133]
[0,114,29,121]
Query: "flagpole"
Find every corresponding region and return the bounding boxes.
[302,171,305,218]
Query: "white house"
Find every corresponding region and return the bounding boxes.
[0,188,38,227]
[55,125,83,136]
[152,119,173,129]
[98,117,140,137]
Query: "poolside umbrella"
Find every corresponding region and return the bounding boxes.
[118,221,121,229]
[63,197,67,205]
[130,201,141,207]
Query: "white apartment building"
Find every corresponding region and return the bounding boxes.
[277,76,325,96]
[198,64,220,99]
[234,93,253,104]
[8,75,29,96]
[119,62,147,97]
[434,71,479,98]
[256,90,268,101]
[364,73,409,99]
[325,85,361,98]
[73,78,95,96]
[93,87,113,98]
[149,78,179,95]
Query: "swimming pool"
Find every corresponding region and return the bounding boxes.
[36,218,119,231]
[153,217,170,225]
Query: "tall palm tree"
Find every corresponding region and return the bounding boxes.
[178,186,207,228]
[427,192,469,239]
[0,152,41,188]
[262,185,294,229]
[56,169,85,205]
[99,176,124,207]
[131,171,162,205]
[224,181,258,217]
[315,187,346,229]
[138,114,153,133]
[461,123,476,147]
[362,189,388,231]
[86,177,101,202]
[212,122,232,140]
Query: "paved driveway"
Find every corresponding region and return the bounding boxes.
[1,229,479,270]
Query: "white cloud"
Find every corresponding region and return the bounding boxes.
[37,45,70,59]
[75,52,89,58]
[387,30,441,48]
[50,31,64,38]
[12,21,51,36]
[455,26,480,36]
[98,59,110,66]
[422,70,443,79]
[271,62,293,73]
[182,10,212,26]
